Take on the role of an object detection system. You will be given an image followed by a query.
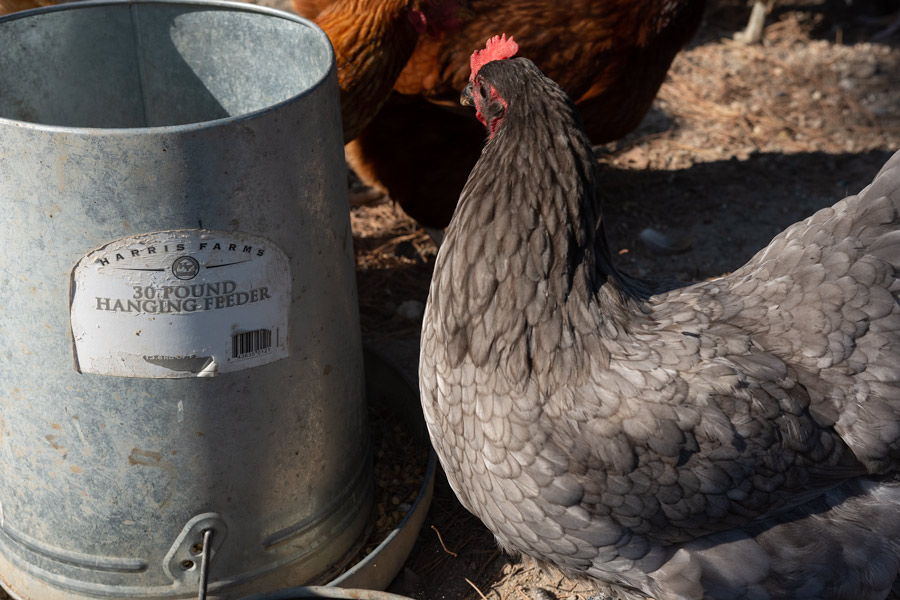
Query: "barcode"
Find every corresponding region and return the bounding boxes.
[231,328,273,360]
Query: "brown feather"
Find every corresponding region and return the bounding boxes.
[354,0,707,227]
[0,0,55,15]
[313,0,422,143]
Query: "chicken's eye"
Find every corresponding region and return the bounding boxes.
[479,84,489,99]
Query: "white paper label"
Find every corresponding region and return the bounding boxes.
[70,229,290,378]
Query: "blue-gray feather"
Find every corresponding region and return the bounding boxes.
[420,57,900,599]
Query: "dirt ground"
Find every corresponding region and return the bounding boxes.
[338,1,900,599]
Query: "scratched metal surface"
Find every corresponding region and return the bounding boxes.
[0,2,371,598]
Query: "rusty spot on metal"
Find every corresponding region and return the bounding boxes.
[128,448,162,465]
[127,448,176,508]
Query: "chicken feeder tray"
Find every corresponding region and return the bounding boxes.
[0,1,371,599]
[245,347,437,600]
[242,587,414,600]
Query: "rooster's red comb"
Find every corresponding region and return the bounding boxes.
[469,34,519,81]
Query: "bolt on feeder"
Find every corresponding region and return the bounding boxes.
[0,1,372,598]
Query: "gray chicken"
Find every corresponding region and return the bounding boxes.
[419,35,900,599]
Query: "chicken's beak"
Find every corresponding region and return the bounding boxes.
[460,82,474,107]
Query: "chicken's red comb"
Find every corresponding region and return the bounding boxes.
[469,34,519,80]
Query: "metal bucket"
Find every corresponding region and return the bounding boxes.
[0,1,371,598]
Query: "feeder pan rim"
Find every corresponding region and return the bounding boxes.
[243,586,416,600]
[0,0,336,136]
[239,450,436,600]
[327,448,437,589]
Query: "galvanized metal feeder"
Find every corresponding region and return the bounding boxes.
[0,1,372,598]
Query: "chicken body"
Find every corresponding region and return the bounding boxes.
[419,56,900,599]
[299,0,706,228]
[316,0,426,143]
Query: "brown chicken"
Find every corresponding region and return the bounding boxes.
[316,0,460,143]
[294,0,706,228]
